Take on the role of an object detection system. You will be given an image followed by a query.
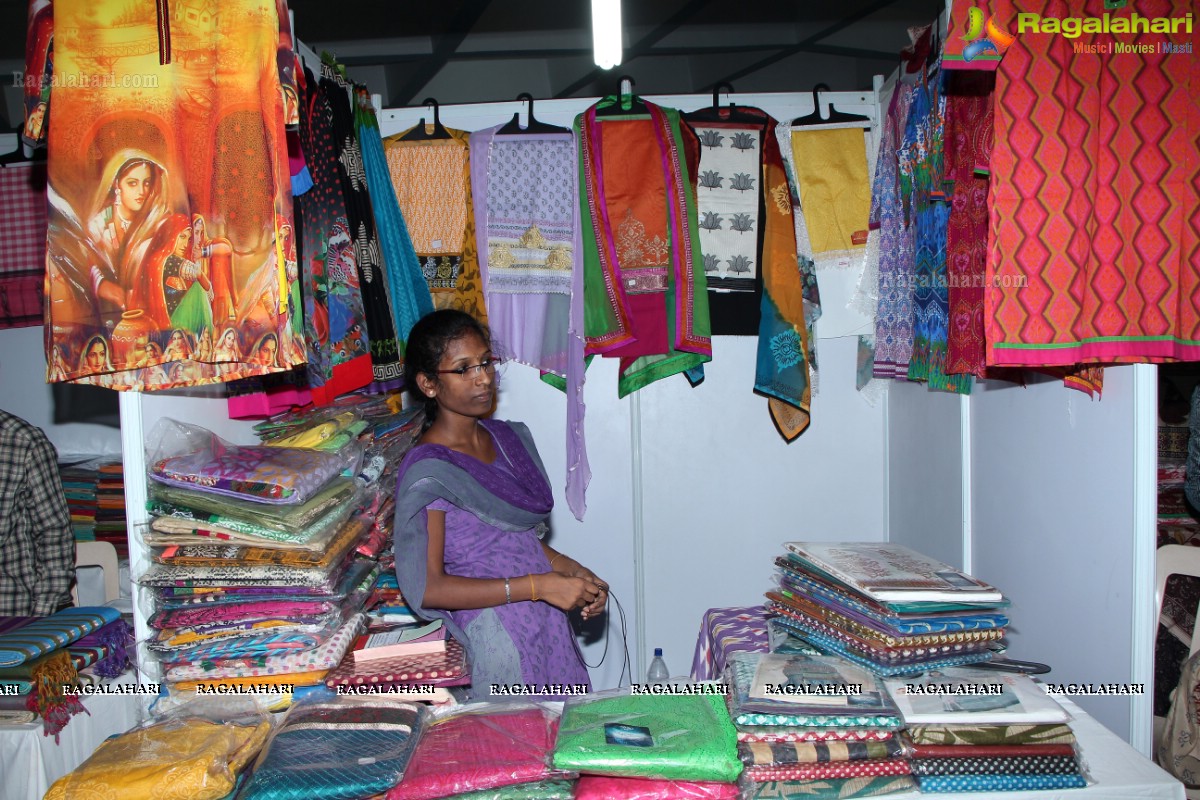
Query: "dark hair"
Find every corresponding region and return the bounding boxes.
[404,309,492,431]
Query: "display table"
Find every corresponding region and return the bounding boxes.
[0,672,149,800]
[693,606,1185,799]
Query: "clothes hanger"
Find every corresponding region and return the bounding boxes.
[685,82,761,124]
[496,93,569,135]
[399,97,451,140]
[790,83,871,128]
[595,75,648,118]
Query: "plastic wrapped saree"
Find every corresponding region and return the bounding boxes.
[393,419,589,695]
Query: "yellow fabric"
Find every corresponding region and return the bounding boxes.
[45,718,270,800]
[266,412,358,449]
[789,127,871,258]
[172,669,327,692]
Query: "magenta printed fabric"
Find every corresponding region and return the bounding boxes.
[575,776,740,799]
[386,705,568,800]
[744,759,911,781]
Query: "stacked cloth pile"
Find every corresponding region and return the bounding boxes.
[140,418,389,696]
[57,459,130,556]
[94,461,129,556]
[551,689,744,799]
[0,607,131,737]
[887,668,1085,792]
[767,542,1009,675]
[728,652,912,800]
[58,459,100,543]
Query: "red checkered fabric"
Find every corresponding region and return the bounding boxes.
[0,162,47,329]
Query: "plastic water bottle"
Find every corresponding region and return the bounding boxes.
[647,648,669,684]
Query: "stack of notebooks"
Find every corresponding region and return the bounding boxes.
[767,543,1010,675]
[886,668,1086,792]
[728,652,913,799]
[138,418,398,696]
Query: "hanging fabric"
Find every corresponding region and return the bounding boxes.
[986,0,1200,366]
[319,64,403,390]
[576,96,712,397]
[26,0,301,391]
[0,162,47,330]
[470,123,591,519]
[353,87,433,353]
[295,64,374,404]
[382,123,488,326]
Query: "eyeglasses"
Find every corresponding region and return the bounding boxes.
[435,357,505,379]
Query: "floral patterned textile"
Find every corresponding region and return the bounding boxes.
[743,775,915,799]
[904,723,1075,747]
[150,442,350,505]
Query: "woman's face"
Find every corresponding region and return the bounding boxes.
[117,163,154,213]
[192,217,205,242]
[256,338,277,366]
[85,341,106,370]
[422,331,497,420]
[174,228,192,257]
[221,329,236,347]
[169,331,185,348]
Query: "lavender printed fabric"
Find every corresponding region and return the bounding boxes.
[150,441,350,505]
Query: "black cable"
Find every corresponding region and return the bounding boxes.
[581,587,633,687]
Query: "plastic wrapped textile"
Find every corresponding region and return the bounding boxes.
[742,775,916,799]
[148,478,358,535]
[904,742,1078,759]
[743,759,911,781]
[0,606,120,667]
[767,603,1001,662]
[324,636,469,689]
[166,613,363,682]
[153,622,342,666]
[444,779,575,799]
[138,546,359,589]
[149,611,342,651]
[44,713,270,800]
[147,494,361,552]
[151,599,338,630]
[386,703,571,800]
[172,668,330,692]
[904,723,1076,746]
[737,728,897,744]
[147,418,362,505]
[908,754,1080,776]
[726,654,901,729]
[574,776,740,799]
[767,616,994,676]
[262,410,363,449]
[914,772,1087,791]
[740,738,902,766]
[150,511,369,570]
[155,558,377,607]
[552,689,742,782]
[239,696,425,800]
[727,652,900,718]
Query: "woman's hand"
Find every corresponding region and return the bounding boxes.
[568,564,608,620]
[536,572,604,614]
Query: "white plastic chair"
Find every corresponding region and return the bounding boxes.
[71,540,120,606]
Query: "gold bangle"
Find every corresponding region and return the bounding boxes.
[529,573,537,603]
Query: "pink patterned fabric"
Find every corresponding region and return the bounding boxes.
[575,777,740,799]
[386,706,567,800]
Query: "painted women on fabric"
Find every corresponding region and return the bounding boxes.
[26,0,300,391]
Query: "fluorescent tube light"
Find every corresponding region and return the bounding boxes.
[592,0,623,69]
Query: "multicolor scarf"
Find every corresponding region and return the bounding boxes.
[576,97,711,396]
[0,606,120,667]
[393,419,552,654]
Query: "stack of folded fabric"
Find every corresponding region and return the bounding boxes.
[58,458,101,543]
[552,690,743,797]
[0,607,123,737]
[94,461,129,557]
[388,703,575,799]
[139,420,383,696]
[727,652,913,799]
[767,542,1009,676]
[886,668,1086,792]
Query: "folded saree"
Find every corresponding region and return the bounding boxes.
[726,654,902,729]
[139,548,357,588]
[166,613,365,681]
[150,612,341,651]
[68,618,133,678]
[553,692,742,782]
[0,606,120,667]
[446,780,575,800]
[575,776,739,799]
[905,742,1078,759]
[767,602,1002,657]
[914,773,1087,792]
[45,716,270,800]
[151,599,337,630]
[737,728,896,744]
[239,697,425,800]
[172,669,330,692]
[149,425,357,505]
[387,704,571,800]
[769,587,1007,642]
[904,723,1076,746]
[155,557,376,605]
[742,775,916,799]
[152,512,368,569]
[149,496,361,553]
[148,478,358,535]
[909,754,1080,776]
[740,739,902,766]
[155,623,341,665]
[743,760,910,781]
